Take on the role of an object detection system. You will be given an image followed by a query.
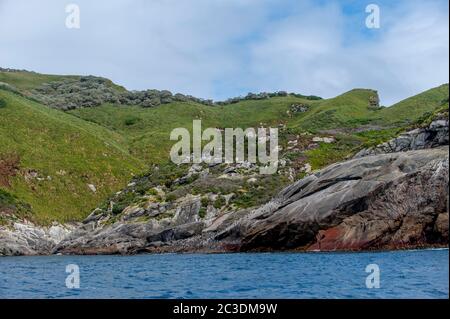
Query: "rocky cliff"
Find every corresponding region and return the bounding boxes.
[50,145,448,255]
[2,118,449,256]
[0,222,73,256]
[354,118,448,158]
[222,146,448,251]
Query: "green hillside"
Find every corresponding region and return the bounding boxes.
[377,84,449,125]
[1,69,448,225]
[68,84,448,169]
[0,89,144,224]
[288,89,379,131]
[0,71,73,92]
[0,70,124,94]
[68,96,311,163]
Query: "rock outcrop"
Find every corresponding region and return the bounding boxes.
[53,194,207,255]
[26,75,321,110]
[2,120,448,256]
[51,146,449,255]
[0,222,74,256]
[219,146,448,251]
[354,119,448,158]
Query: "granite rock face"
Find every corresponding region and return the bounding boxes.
[219,147,448,251]
[0,222,73,256]
[52,147,449,255]
[53,195,208,254]
[354,119,449,158]
[2,122,448,255]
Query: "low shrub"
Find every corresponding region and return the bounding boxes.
[0,153,20,187]
[165,193,177,202]
[124,115,141,126]
[201,197,210,207]
[213,196,226,209]
[198,207,207,219]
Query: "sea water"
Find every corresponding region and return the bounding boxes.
[0,249,448,299]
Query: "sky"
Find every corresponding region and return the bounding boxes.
[0,0,448,105]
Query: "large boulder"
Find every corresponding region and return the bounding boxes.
[218,146,449,251]
[354,119,449,158]
[0,222,73,256]
[52,222,158,255]
[52,146,449,255]
[53,195,205,255]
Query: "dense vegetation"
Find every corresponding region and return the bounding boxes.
[0,188,32,225]
[0,89,144,223]
[1,69,322,110]
[0,68,448,224]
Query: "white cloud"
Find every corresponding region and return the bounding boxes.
[0,0,448,104]
[245,0,449,105]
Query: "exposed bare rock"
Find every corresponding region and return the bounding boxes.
[354,119,449,158]
[51,146,449,255]
[53,195,206,255]
[368,93,380,109]
[5,141,448,255]
[52,222,158,255]
[218,147,449,251]
[0,222,74,256]
[312,136,335,143]
[290,103,309,113]
[434,213,449,241]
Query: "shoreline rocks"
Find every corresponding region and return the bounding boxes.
[48,146,448,256]
[217,147,448,252]
[2,121,448,256]
[354,119,449,158]
[0,222,75,256]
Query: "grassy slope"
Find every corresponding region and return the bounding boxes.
[377,84,449,125]
[69,85,448,168]
[289,85,449,130]
[69,96,310,163]
[69,85,448,220]
[0,89,144,224]
[287,89,378,131]
[0,70,125,94]
[1,69,448,224]
[287,86,448,169]
[0,71,78,95]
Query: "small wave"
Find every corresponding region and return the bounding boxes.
[400,247,449,252]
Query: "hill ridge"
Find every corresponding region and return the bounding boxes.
[1,68,448,226]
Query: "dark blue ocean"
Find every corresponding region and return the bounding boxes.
[0,249,448,299]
